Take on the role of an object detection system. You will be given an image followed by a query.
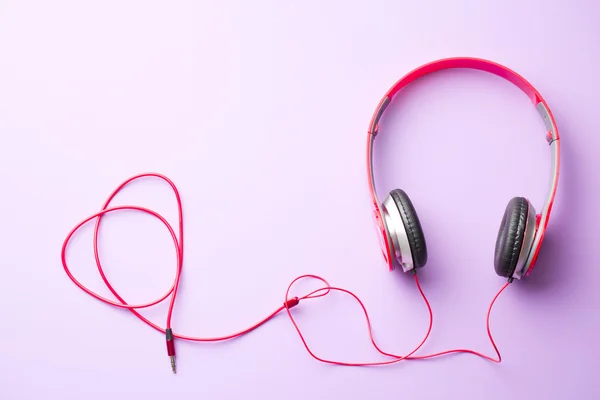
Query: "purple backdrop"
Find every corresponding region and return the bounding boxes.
[1,1,599,399]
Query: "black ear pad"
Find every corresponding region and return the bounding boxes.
[494,197,529,278]
[389,189,428,268]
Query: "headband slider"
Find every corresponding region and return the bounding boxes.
[536,102,558,144]
[369,96,391,136]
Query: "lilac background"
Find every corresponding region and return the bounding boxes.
[1,0,599,399]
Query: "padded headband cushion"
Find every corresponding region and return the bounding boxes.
[389,189,428,268]
[494,197,529,278]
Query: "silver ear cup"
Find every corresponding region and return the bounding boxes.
[512,201,538,279]
[381,194,414,273]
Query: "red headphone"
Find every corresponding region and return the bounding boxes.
[61,57,561,373]
[367,57,560,281]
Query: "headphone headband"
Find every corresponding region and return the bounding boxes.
[367,57,560,277]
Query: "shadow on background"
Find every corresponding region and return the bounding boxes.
[513,122,584,300]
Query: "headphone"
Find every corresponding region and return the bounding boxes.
[367,57,560,280]
[61,57,561,373]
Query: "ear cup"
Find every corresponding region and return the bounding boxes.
[389,189,428,268]
[494,197,530,278]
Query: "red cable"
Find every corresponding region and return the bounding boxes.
[61,173,298,343]
[61,173,509,371]
[402,282,509,363]
[283,275,509,365]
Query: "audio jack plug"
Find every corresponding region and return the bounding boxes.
[166,328,176,374]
